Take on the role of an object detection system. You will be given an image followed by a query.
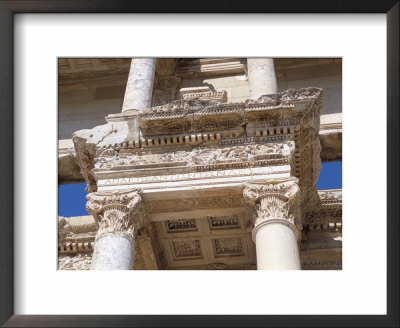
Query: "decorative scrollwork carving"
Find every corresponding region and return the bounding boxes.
[95,142,295,169]
[86,189,144,241]
[243,177,301,239]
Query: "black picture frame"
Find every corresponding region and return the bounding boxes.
[0,1,398,327]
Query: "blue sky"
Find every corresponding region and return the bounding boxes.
[58,161,342,217]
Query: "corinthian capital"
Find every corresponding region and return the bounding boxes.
[86,189,144,240]
[243,177,301,238]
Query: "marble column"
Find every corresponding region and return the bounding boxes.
[122,58,156,113]
[244,177,301,270]
[86,189,144,270]
[247,58,278,99]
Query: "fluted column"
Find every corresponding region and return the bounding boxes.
[244,177,301,270]
[247,58,278,99]
[86,189,144,270]
[122,58,156,113]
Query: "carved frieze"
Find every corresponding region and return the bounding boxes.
[136,88,322,137]
[213,237,244,257]
[172,240,203,259]
[71,87,325,271]
[208,214,240,230]
[180,87,227,103]
[58,216,97,254]
[303,209,342,224]
[146,195,244,213]
[58,253,93,270]
[165,219,197,233]
[73,88,322,197]
[319,189,342,205]
[97,166,290,189]
[302,189,342,232]
[95,142,294,171]
[207,263,256,270]
[86,189,144,240]
[300,249,342,270]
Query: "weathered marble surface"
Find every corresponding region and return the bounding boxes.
[58,253,92,270]
[58,188,341,270]
[244,177,301,270]
[73,88,323,196]
[300,249,342,270]
[85,189,143,269]
[58,113,342,184]
[122,58,156,113]
[58,139,82,183]
[91,234,134,270]
[67,87,342,271]
[247,58,278,99]
[255,223,301,270]
[94,142,295,169]
[58,216,96,254]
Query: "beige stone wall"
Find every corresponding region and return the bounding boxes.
[59,86,125,139]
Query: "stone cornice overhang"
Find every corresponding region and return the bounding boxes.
[59,115,341,184]
[318,188,342,206]
[303,189,342,232]
[137,88,321,132]
[73,87,323,218]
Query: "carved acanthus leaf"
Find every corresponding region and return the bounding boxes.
[257,195,294,226]
[243,177,301,232]
[86,189,144,240]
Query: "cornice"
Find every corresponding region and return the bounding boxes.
[58,216,96,254]
[302,189,342,232]
[73,88,323,197]
[318,189,342,206]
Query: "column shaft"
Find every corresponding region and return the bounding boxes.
[255,223,300,270]
[244,177,301,270]
[86,189,143,270]
[91,234,134,270]
[122,58,156,113]
[247,58,277,99]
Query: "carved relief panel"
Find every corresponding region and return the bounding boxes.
[155,211,256,269]
[213,237,245,257]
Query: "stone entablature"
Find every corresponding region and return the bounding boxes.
[58,216,96,254]
[57,55,344,271]
[303,189,342,230]
[69,86,335,270]
[58,113,341,184]
[73,88,322,197]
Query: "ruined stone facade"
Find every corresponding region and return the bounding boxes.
[58,58,342,270]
